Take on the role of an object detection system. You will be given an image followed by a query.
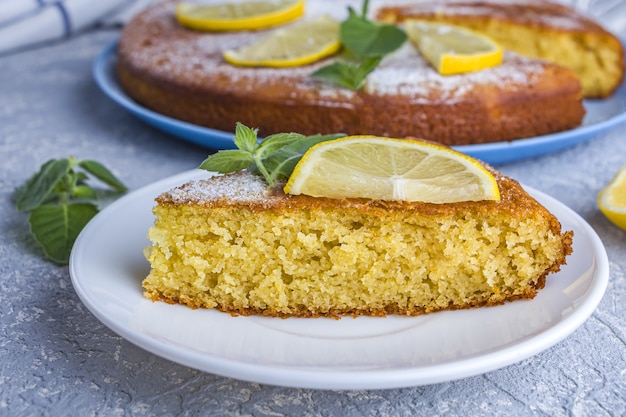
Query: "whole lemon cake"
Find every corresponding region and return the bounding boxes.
[117,0,587,146]
[143,167,573,318]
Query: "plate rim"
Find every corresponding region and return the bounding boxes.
[69,169,609,390]
[93,41,626,165]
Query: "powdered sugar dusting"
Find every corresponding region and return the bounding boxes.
[374,0,599,32]
[119,0,552,106]
[119,0,361,102]
[160,171,278,204]
[366,43,544,102]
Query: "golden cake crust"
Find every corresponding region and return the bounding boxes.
[157,169,546,217]
[117,0,585,146]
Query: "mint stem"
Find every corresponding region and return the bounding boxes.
[253,153,274,186]
[361,0,369,17]
[310,0,406,90]
[199,123,346,185]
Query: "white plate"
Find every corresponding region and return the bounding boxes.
[69,170,609,390]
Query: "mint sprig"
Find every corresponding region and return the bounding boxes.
[199,122,345,185]
[311,0,407,90]
[14,157,127,264]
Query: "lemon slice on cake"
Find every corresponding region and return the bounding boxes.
[598,165,626,230]
[284,136,501,203]
[176,0,305,31]
[404,20,503,75]
[223,15,341,67]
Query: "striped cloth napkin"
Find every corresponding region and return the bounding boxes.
[0,0,158,55]
[0,0,623,56]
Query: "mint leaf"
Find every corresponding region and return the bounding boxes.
[262,133,345,183]
[341,18,406,59]
[28,203,99,264]
[233,122,259,153]
[249,132,306,182]
[311,62,362,90]
[354,56,383,84]
[15,159,70,212]
[79,160,128,192]
[199,149,253,173]
[312,57,382,90]
[15,157,127,265]
[261,152,304,185]
[340,17,378,58]
[282,133,345,155]
[255,132,306,160]
[311,0,406,90]
[199,123,346,186]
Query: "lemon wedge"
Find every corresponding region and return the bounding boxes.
[284,136,501,203]
[175,0,305,31]
[404,20,503,75]
[598,166,626,230]
[223,15,341,67]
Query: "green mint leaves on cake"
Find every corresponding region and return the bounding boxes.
[14,158,127,265]
[199,122,344,185]
[311,0,407,90]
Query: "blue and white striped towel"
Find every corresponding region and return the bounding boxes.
[0,0,158,55]
[0,0,624,56]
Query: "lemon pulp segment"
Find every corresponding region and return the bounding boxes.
[598,165,626,230]
[284,136,501,203]
[223,15,341,67]
[405,20,503,75]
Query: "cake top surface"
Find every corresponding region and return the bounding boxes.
[163,170,273,204]
[155,169,547,219]
[376,0,607,33]
[118,0,574,105]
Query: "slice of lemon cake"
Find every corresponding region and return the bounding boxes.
[377,0,625,98]
[142,136,573,318]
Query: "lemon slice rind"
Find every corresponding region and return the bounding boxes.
[284,136,501,203]
[598,166,626,230]
[176,0,305,31]
[405,20,503,75]
[223,15,341,68]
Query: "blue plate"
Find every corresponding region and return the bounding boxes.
[93,41,626,164]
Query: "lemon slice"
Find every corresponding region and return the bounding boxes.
[598,166,626,230]
[404,20,503,75]
[284,136,501,203]
[175,0,305,32]
[223,15,341,67]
